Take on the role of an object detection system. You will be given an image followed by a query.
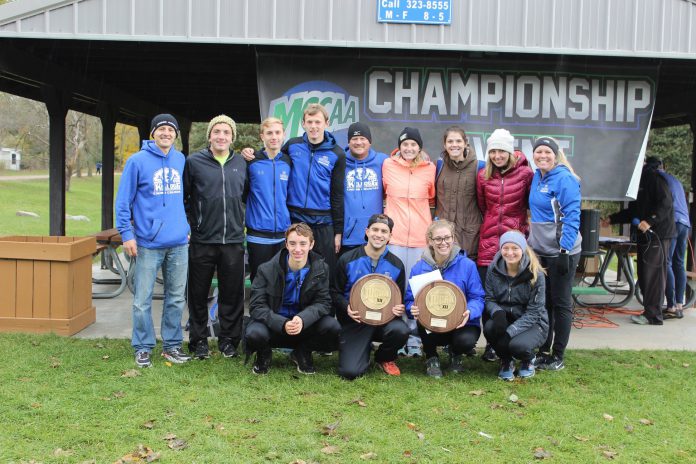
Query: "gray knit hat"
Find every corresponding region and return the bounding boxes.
[207,114,237,143]
[499,230,527,252]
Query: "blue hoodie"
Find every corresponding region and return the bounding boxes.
[342,148,389,246]
[246,149,293,242]
[115,140,190,248]
[528,164,582,256]
[282,131,346,229]
[404,246,485,326]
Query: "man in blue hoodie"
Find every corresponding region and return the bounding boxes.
[115,114,191,368]
[340,122,389,256]
[282,104,346,277]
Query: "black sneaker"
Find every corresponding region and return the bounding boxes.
[135,351,152,368]
[162,347,191,364]
[219,340,238,358]
[252,348,272,375]
[481,344,499,362]
[289,349,316,375]
[425,356,443,378]
[192,340,210,360]
[538,354,564,371]
[532,352,552,368]
[449,354,465,373]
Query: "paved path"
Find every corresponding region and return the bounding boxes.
[78,264,696,351]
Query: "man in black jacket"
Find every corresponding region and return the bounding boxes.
[606,157,676,325]
[245,223,341,374]
[184,115,248,359]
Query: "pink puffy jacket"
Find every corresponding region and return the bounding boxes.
[476,151,533,267]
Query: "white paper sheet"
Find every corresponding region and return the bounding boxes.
[409,269,443,297]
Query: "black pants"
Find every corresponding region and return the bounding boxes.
[637,237,670,322]
[247,241,285,283]
[483,318,547,362]
[338,319,410,380]
[418,324,481,358]
[188,243,245,347]
[477,265,493,342]
[539,253,580,359]
[308,223,337,279]
[244,316,340,353]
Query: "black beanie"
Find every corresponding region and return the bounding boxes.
[398,127,423,149]
[367,213,394,232]
[533,137,558,155]
[150,113,180,137]
[644,156,663,170]
[348,122,372,143]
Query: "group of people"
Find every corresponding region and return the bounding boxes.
[116,104,585,381]
[605,157,691,325]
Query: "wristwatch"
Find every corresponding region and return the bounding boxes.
[559,248,569,255]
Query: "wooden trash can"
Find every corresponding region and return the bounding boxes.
[0,236,96,336]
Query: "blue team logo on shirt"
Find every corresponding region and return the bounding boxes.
[316,155,331,168]
[152,167,181,195]
[279,170,289,182]
[346,167,379,192]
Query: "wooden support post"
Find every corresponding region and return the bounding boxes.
[98,104,117,231]
[179,119,191,156]
[42,86,69,237]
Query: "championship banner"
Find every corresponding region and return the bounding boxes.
[257,53,658,200]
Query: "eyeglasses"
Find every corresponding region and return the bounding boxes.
[431,235,453,244]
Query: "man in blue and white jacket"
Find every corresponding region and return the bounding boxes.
[341,122,389,255]
[282,103,346,277]
[115,114,191,368]
[332,214,410,379]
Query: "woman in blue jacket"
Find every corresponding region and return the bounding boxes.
[404,219,485,378]
[484,231,548,381]
[528,137,582,372]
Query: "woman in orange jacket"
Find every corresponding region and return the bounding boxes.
[382,127,436,356]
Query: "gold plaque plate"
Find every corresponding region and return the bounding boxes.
[414,280,467,333]
[349,274,402,326]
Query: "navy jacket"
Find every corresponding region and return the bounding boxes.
[331,246,405,325]
[183,148,248,244]
[249,249,331,333]
[404,246,485,326]
[246,150,292,239]
[282,131,346,230]
[342,148,389,246]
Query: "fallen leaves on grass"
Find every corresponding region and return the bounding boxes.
[602,450,618,459]
[114,444,160,463]
[167,439,188,451]
[602,413,614,421]
[469,390,485,396]
[478,431,493,439]
[50,357,61,368]
[406,422,419,431]
[121,369,141,378]
[141,420,155,430]
[508,394,519,403]
[349,398,367,407]
[416,432,425,440]
[361,452,377,459]
[321,445,339,454]
[162,434,176,441]
[102,355,110,360]
[53,448,73,457]
[95,342,105,349]
[533,447,552,459]
[573,435,589,442]
[30,402,41,409]
[321,422,340,436]
[639,418,654,426]
[164,361,172,367]
[246,418,261,424]
[403,450,413,458]
[624,424,634,433]
[683,363,690,368]
[113,391,126,399]
[490,403,504,409]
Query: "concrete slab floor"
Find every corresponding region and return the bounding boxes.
[76,265,696,351]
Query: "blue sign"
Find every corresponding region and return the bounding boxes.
[377,0,451,25]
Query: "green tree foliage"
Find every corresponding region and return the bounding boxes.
[646,124,693,189]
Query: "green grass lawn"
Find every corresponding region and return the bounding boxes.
[0,169,50,177]
[0,175,119,236]
[0,333,693,463]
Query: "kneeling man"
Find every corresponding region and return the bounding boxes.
[332,214,409,379]
[246,223,340,374]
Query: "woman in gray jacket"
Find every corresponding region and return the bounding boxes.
[483,231,549,381]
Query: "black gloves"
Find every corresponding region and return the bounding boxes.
[491,310,508,338]
[557,251,570,276]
